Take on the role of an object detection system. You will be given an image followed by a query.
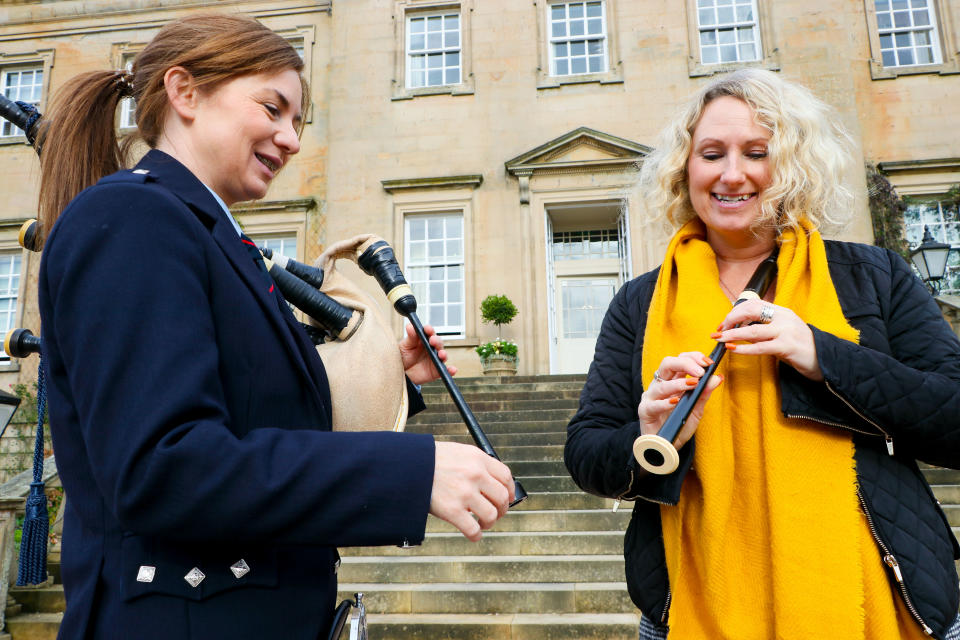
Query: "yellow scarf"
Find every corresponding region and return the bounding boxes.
[643,219,865,638]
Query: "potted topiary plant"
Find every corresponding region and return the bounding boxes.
[475,294,519,376]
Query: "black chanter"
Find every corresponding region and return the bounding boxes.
[355,238,528,506]
[632,248,779,475]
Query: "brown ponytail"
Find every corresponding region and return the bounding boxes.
[35,13,304,249]
[37,71,128,246]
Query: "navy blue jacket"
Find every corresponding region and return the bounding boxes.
[39,150,436,640]
[565,240,960,638]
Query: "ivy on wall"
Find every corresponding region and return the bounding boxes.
[866,164,909,260]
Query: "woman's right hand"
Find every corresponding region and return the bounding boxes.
[430,441,515,541]
[638,352,723,451]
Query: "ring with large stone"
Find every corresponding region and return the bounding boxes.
[759,304,775,324]
[653,370,663,384]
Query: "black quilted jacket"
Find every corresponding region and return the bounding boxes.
[564,240,960,638]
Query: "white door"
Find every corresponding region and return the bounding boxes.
[555,276,617,373]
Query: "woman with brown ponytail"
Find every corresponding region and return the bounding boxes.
[36,13,513,640]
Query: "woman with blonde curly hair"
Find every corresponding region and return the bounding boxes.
[566,68,960,639]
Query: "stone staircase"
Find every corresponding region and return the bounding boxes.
[337,373,640,639]
[4,374,960,639]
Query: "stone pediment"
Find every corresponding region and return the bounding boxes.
[505,127,651,177]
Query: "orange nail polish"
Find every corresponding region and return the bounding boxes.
[710,332,722,340]
[705,357,715,365]
[725,343,737,351]
[686,378,698,386]
[669,397,680,405]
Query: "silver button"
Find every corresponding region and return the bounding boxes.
[230,559,250,579]
[136,565,156,583]
[132,169,149,175]
[184,567,205,588]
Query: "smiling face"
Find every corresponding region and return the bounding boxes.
[687,96,773,248]
[188,69,303,206]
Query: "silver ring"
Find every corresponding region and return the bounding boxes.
[759,304,775,324]
[653,370,663,384]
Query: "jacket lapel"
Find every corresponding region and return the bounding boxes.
[134,150,327,413]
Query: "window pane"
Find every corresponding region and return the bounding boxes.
[556,42,568,57]
[427,32,442,49]
[893,10,911,27]
[897,48,914,64]
[914,30,931,45]
[895,32,912,46]
[411,34,425,50]
[588,39,603,54]
[447,52,460,67]
[916,46,933,64]
[552,4,566,20]
[446,68,460,84]
[556,59,569,75]
[570,3,584,18]
[552,21,566,37]
[736,5,753,21]
[720,44,738,61]
[700,8,716,26]
[571,57,587,73]
[718,28,736,44]
[739,43,756,60]
[587,2,602,17]
[410,18,425,33]
[447,14,459,29]
[445,31,460,47]
[701,30,717,45]
[571,41,586,56]
[570,19,585,36]
[588,18,603,34]
[702,46,719,64]
[717,6,734,23]
[914,9,930,26]
[589,55,603,72]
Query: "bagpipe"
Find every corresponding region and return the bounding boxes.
[632,248,779,475]
[1,92,526,640]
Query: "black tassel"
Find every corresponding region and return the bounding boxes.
[17,357,48,586]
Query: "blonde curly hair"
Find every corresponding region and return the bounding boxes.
[638,69,856,234]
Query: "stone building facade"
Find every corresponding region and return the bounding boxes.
[0,0,957,394]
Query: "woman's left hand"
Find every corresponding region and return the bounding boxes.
[714,300,823,381]
[400,323,456,385]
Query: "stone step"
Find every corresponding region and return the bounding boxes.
[932,484,960,504]
[520,475,580,492]
[408,420,568,435]
[507,460,568,476]
[421,389,583,403]
[923,468,960,484]
[340,531,625,557]
[944,505,960,526]
[426,509,630,533]
[465,444,563,463]
[411,408,576,425]
[361,612,638,640]
[415,398,580,413]
[421,375,586,390]
[511,492,609,511]
[440,432,567,447]
[335,582,635,614]
[338,555,625,584]
[8,586,64,614]
[4,612,61,640]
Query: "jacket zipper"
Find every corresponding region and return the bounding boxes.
[823,380,895,455]
[661,588,672,625]
[857,488,934,635]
